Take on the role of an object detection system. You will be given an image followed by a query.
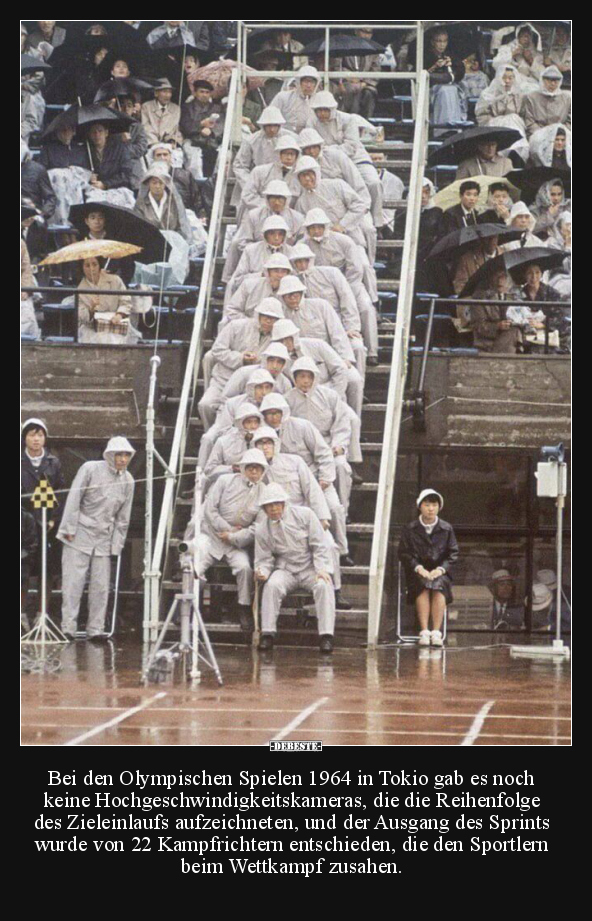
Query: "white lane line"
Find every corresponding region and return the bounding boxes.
[271,697,329,743]
[461,700,495,746]
[63,692,168,746]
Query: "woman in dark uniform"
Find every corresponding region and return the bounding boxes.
[398,489,459,647]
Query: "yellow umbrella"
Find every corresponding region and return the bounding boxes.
[40,240,143,266]
[433,175,520,213]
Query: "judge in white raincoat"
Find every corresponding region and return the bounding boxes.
[224,215,295,295]
[272,65,322,134]
[306,91,384,227]
[58,437,135,639]
[255,483,336,651]
[276,275,355,367]
[199,298,284,428]
[285,357,354,515]
[232,106,298,205]
[185,449,268,630]
[253,426,350,610]
[240,136,302,213]
[204,404,263,484]
[260,394,349,560]
[222,253,292,327]
[221,342,292,402]
[293,156,369,252]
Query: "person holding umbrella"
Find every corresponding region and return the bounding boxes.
[259,30,308,70]
[84,120,133,190]
[39,123,88,170]
[452,231,504,297]
[469,266,524,354]
[333,29,382,119]
[398,490,459,648]
[456,137,514,181]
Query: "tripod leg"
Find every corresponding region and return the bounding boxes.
[142,599,178,680]
[197,610,224,686]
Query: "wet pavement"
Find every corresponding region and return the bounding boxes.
[21,635,571,746]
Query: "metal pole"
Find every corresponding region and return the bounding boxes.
[418,298,436,393]
[143,355,161,643]
[555,472,565,643]
[74,292,79,343]
[40,506,48,623]
[324,26,331,90]
[190,466,203,681]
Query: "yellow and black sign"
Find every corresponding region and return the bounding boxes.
[32,479,57,510]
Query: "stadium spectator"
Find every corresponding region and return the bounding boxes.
[84,122,133,191]
[141,79,183,148]
[134,167,193,244]
[522,66,572,137]
[180,80,225,178]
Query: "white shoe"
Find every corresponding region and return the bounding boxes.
[418,630,431,646]
[430,630,444,647]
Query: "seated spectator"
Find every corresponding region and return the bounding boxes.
[544,24,571,77]
[294,157,370,252]
[141,78,184,149]
[398,489,459,648]
[84,122,133,191]
[334,28,381,119]
[475,64,529,164]
[180,80,224,178]
[515,263,569,354]
[522,66,572,137]
[424,27,467,126]
[146,21,195,49]
[529,124,571,169]
[247,50,285,108]
[134,167,193,245]
[479,182,514,225]
[39,124,87,170]
[21,68,46,143]
[440,180,481,235]
[148,143,205,216]
[547,213,572,299]
[531,179,571,238]
[489,570,523,630]
[453,234,503,297]
[460,54,490,99]
[470,268,524,354]
[456,138,514,181]
[240,137,302,213]
[502,203,545,250]
[259,30,308,70]
[27,21,67,56]
[21,141,56,223]
[21,236,40,340]
[76,258,141,344]
[492,23,543,89]
[112,94,149,191]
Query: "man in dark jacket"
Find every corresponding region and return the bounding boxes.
[21,158,57,222]
[440,180,482,236]
[39,125,88,170]
[83,123,133,190]
[21,418,67,617]
[180,81,225,177]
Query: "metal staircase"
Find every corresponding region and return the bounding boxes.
[145,26,431,650]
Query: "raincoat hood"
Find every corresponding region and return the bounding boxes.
[295,65,321,95]
[147,142,174,166]
[295,156,321,182]
[304,207,331,227]
[254,298,285,320]
[246,370,276,403]
[299,128,325,150]
[234,403,263,433]
[417,488,444,510]
[275,135,301,153]
[260,393,291,426]
[253,425,280,448]
[290,243,315,271]
[534,178,567,210]
[259,482,290,507]
[104,437,135,472]
[264,253,292,274]
[482,63,527,102]
[514,22,542,51]
[271,318,301,346]
[140,165,174,189]
[262,342,290,363]
[292,356,319,391]
[529,124,572,168]
[239,448,268,474]
[311,91,339,113]
[278,276,307,298]
[262,214,290,236]
[540,65,564,95]
[510,201,535,231]
[264,180,293,200]
[258,106,286,126]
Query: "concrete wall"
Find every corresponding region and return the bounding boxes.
[402,354,571,450]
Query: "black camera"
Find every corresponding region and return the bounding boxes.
[540,443,565,464]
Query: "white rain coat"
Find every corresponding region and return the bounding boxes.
[57,437,135,557]
[281,295,355,363]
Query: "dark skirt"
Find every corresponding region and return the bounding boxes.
[406,572,454,606]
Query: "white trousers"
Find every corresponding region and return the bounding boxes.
[196,534,253,606]
[261,568,336,636]
[61,545,112,637]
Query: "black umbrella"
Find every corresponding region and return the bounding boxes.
[68,204,171,266]
[42,103,133,139]
[22,200,41,221]
[20,53,52,74]
[301,35,386,57]
[94,76,157,104]
[429,126,524,167]
[460,248,567,297]
[507,168,571,205]
[427,224,524,260]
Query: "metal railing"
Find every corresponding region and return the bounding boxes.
[236,20,425,95]
[144,69,239,643]
[21,284,199,343]
[367,69,431,648]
